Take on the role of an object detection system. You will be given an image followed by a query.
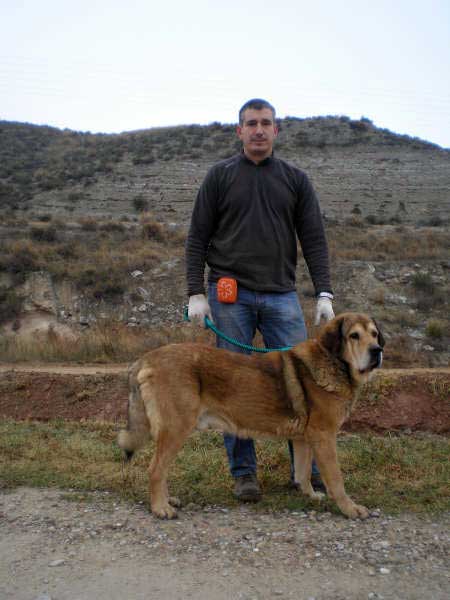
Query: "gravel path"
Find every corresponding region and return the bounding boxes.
[1,487,448,599]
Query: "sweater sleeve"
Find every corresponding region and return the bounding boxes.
[295,172,333,296]
[185,167,219,296]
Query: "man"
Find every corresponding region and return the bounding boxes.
[186,98,334,502]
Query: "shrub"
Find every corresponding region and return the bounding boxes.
[100,221,126,233]
[141,218,166,243]
[0,288,23,325]
[370,288,386,305]
[425,319,445,339]
[91,276,126,300]
[415,287,446,311]
[78,217,98,231]
[426,216,443,227]
[56,241,81,260]
[133,196,149,213]
[30,224,58,243]
[68,191,84,203]
[349,120,370,132]
[345,215,366,228]
[411,272,434,292]
[0,241,41,278]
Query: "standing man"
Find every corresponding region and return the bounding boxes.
[186,99,334,502]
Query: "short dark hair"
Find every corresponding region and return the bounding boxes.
[238,98,276,125]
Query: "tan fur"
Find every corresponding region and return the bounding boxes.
[118,312,384,519]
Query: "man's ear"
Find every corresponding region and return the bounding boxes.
[319,315,343,357]
[371,318,385,348]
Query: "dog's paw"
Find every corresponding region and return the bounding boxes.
[152,503,178,519]
[169,496,182,508]
[342,502,369,519]
[309,491,325,501]
[353,504,369,519]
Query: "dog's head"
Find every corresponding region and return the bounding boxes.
[319,313,385,384]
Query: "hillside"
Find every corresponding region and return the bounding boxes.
[1,116,449,225]
[0,117,449,369]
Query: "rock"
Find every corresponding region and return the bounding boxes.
[48,559,65,567]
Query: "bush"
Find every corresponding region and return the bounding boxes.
[30,224,58,242]
[0,241,41,278]
[133,196,149,213]
[425,319,445,339]
[78,217,98,231]
[141,219,166,243]
[0,288,23,325]
[100,221,126,233]
[411,272,434,292]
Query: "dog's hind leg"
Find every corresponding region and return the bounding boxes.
[292,439,324,501]
[149,419,196,519]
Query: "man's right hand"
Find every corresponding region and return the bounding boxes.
[188,294,212,327]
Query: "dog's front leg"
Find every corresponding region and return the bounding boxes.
[292,439,324,500]
[311,437,369,519]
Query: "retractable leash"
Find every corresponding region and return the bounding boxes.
[183,307,292,354]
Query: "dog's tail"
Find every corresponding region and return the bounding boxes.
[117,360,151,461]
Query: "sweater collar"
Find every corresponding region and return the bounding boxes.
[240,149,274,166]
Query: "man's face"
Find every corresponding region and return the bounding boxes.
[237,108,278,161]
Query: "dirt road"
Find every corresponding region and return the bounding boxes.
[1,487,449,600]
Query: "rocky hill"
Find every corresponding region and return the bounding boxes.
[1,116,449,225]
[0,117,449,368]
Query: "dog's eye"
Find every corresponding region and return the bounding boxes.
[372,331,378,338]
[349,332,360,340]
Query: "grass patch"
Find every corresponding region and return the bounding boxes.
[0,421,448,515]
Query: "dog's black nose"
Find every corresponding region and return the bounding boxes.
[370,345,383,368]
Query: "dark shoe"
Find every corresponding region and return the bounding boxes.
[311,473,326,493]
[234,473,262,502]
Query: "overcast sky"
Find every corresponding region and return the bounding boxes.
[1,0,449,148]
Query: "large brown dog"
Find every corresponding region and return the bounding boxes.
[118,313,384,519]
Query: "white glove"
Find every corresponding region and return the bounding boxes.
[188,294,212,327]
[314,296,335,326]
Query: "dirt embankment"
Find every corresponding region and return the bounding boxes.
[0,364,448,433]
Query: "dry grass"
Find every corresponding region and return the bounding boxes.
[0,322,214,363]
[327,224,450,261]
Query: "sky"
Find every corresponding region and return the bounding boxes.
[1,0,449,148]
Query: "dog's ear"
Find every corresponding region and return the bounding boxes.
[371,318,385,348]
[319,315,343,357]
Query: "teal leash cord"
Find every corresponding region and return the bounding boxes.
[184,308,292,353]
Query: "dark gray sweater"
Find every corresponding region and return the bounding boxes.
[186,152,332,296]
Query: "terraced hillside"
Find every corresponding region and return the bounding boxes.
[1,116,449,225]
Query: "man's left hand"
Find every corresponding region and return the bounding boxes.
[314,297,335,326]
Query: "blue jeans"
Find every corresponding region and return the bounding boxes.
[208,282,319,479]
